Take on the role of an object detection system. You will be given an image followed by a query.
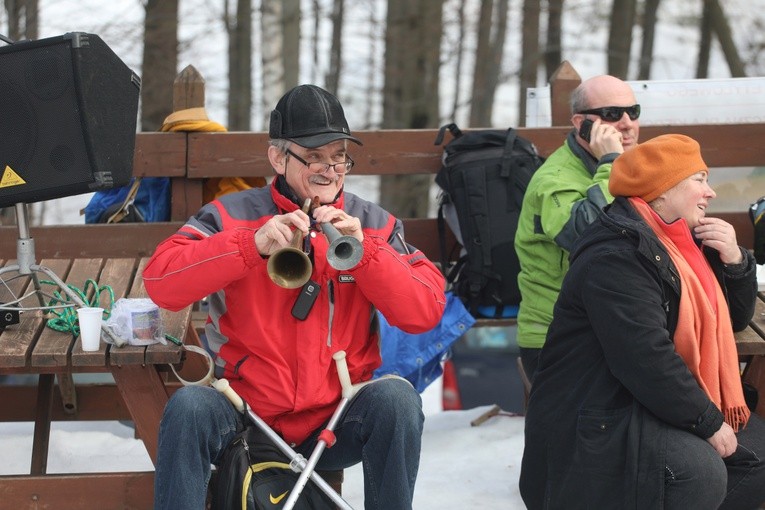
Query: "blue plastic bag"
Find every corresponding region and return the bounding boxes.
[374,292,476,392]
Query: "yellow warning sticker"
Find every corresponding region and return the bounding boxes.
[0,166,26,188]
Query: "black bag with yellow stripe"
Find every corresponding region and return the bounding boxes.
[211,423,334,510]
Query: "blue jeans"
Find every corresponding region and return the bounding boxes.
[153,377,424,510]
[665,412,765,509]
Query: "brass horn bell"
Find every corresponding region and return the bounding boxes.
[267,230,312,289]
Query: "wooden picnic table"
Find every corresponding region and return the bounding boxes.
[0,256,197,510]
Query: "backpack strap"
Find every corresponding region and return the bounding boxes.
[434,123,463,146]
[437,202,449,277]
[500,128,517,178]
[104,177,144,224]
[462,168,492,303]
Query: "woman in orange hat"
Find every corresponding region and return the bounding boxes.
[519,134,765,509]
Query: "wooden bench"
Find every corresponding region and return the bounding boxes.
[132,63,761,333]
[133,122,762,334]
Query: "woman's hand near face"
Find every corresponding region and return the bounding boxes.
[694,217,743,265]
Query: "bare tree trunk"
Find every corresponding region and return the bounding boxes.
[325,0,344,94]
[607,0,636,79]
[518,0,540,127]
[310,0,321,84]
[380,0,442,218]
[450,0,467,121]
[22,0,35,39]
[141,0,179,131]
[708,0,746,76]
[545,0,563,80]
[227,0,252,130]
[5,0,38,40]
[261,0,300,125]
[362,1,379,129]
[4,0,20,40]
[261,0,283,123]
[471,0,509,126]
[638,0,660,79]
[696,0,713,78]
[282,0,300,87]
[471,0,493,125]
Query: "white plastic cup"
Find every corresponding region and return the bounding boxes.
[77,307,104,352]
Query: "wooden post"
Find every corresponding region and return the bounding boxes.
[167,65,206,220]
[548,61,581,126]
[172,65,206,111]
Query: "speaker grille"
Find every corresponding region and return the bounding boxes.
[0,32,139,208]
[0,81,38,177]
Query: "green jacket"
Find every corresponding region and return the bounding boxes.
[514,131,617,349]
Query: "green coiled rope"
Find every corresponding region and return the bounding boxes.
[41,279,115,337]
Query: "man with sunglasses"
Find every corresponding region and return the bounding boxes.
[515,74,640,381]
[143,84,446,510]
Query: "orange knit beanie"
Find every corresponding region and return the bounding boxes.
[609,134,708,202]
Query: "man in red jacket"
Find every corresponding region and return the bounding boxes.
[143,84,446,510]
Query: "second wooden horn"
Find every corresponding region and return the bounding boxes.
[323,222,363,270]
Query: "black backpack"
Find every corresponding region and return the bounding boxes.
[434,123,544,318]
[211,423,335,510]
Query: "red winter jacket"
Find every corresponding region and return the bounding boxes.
[143,183,446,444]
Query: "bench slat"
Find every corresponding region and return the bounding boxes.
[72,258,136,367]
[0,471,155,509]
[7,260,69,370]
[167,124,765,180]
[0,260,41,368]
[108,259,151,366]
[31,259,99,368]
[135,257,187,365]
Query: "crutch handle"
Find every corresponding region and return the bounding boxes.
[213,378,246,413]
[332,350,354,398]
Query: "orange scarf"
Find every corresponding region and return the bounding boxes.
[630,198,750,431]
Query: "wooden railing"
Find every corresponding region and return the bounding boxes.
[131,123,763,253]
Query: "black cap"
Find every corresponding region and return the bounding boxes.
[269,84,362,148]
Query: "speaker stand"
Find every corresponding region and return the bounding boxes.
[0,203,125,346]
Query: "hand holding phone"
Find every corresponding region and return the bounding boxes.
[579,118,594,143]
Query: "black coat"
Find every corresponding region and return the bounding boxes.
[519,197,758,510]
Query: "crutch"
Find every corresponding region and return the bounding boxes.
[173,345,355,510]
[277,351,356,510]
[274,352,402,510]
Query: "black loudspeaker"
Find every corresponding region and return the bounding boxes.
[0,32,140,208]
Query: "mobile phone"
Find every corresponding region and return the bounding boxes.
[291,279,321,320]
[579,118,594,143]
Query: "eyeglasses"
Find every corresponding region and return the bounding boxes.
[576,104,641,122]
[286,149,354,175]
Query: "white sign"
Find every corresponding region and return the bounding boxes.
[526,76,765,127]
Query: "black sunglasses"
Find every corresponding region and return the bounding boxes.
[577,104,641,122]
